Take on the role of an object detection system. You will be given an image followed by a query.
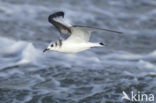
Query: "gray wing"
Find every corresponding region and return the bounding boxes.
[48,11,71,38]
[66,26,122,43]
[73,25,123,34]
[48,12,122,42]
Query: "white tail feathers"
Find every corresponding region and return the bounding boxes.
[92,42,105,48]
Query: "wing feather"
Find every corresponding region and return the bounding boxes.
[67,26,122,43]
[48,11,71,35]
[73,25,123,34]
[48,12,123,42]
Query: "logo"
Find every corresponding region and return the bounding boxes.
[122,91,155,102]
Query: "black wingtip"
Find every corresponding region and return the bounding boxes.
[48,11,64,22]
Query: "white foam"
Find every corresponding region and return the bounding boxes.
[0,1,49,26]
[138,60,156,69]
[17,43,41,64]
[0,37,42,69]
[149,50,156,57]
[99,50,156,70]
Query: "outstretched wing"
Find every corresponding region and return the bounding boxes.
[48,12,123,42]
[48,11,72,37]
[67,26,122,43]
[73,25,123,34]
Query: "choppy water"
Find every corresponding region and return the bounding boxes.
[0,0,156,103]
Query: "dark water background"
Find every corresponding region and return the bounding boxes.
[0,0,156,103]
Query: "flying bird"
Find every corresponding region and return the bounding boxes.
[43,11,122,53]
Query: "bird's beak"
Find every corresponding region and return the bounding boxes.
[43,48,49,53]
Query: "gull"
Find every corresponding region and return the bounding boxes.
[43,11,122,53]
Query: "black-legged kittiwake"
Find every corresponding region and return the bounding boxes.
[43,11,122,53]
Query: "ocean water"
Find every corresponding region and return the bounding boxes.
[0,0,156,103]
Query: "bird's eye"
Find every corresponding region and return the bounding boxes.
[51,44,53,47]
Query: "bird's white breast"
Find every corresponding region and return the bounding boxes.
[54,41,93,53]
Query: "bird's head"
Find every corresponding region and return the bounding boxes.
[43,42,56,53]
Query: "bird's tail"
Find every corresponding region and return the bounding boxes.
[92,42,105,48]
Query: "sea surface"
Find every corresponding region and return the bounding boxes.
[0,0,156,103]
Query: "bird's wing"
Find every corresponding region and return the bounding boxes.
[48,11,72,39]
[73,25,123,34]
[66,26,122,43]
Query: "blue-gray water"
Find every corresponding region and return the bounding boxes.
[0,0,156,103]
